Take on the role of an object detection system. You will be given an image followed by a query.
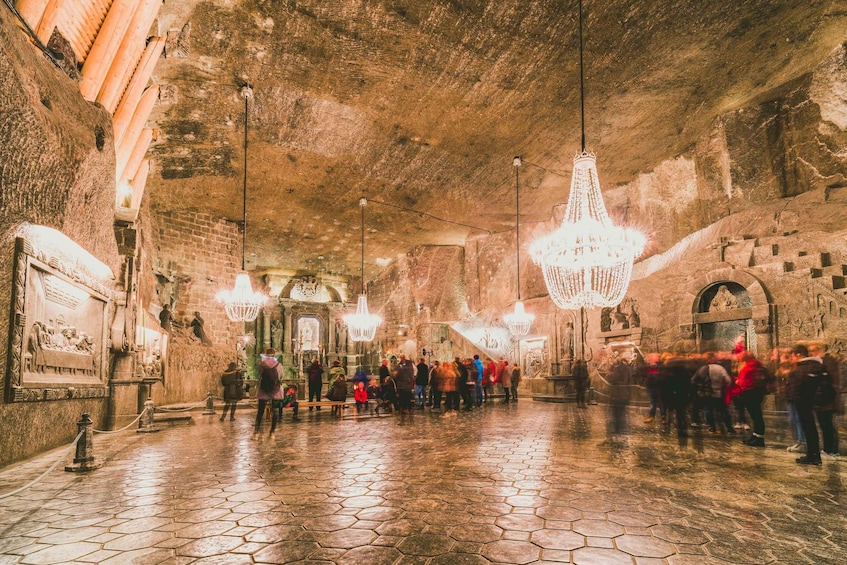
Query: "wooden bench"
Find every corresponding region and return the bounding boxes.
[300,400,349,416]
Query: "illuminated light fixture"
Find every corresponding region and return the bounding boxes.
[344,197,382,342]
[15,223,114,281]
[504,156,534,336]
[529,0,645,310]
[216,85,268,322]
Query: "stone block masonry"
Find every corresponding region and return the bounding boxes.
[152,210,251,404]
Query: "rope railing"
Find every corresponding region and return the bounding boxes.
[156,398,208,412]
[93,408,147,434]
[0,430,83,500]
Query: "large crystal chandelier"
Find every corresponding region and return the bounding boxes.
[529,0,645,311]
[504,156,534,336]
[216,86,268,322]
[344,198,382,341]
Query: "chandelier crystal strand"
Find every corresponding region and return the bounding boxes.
[529,0,644,311]
[344,197,382,342]
[504,156,534,336]
[216,85,268,323]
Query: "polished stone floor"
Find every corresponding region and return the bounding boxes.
[0,401,845,565]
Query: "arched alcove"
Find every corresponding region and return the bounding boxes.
[686,269,774,354]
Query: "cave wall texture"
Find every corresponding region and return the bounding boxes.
[0,7,120,466]
[367,44,847,373]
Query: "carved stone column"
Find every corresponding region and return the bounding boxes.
[283,309,292,354]
[262,307,272,350]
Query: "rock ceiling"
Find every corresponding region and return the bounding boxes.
[147,0,847,280]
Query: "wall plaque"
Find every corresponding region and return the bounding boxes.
[5,238,111,402]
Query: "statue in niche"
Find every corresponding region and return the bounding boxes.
[190,311,212,346]
[811,310,824,338]
[298,318,320,351]
[600,308,612,332]
[335,320,348,353]
[236,341,248,370]
[628,302,641,328]
[270,320,283,351]
[709,285,739,312]
[611,309,630,331]
[560,321,574,360]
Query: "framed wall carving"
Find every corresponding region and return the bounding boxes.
[5,238,111,402]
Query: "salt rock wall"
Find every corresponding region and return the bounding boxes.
[147,209,249,405]
[446,44,847,379]
[0,8,120,466]
[368,245,466,354]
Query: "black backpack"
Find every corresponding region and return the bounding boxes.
[811,366,835,408]
[259,362,279,393]
[752,364,776,394]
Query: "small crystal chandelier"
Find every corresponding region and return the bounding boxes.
[344,197,382,341]
[504,156,534,336]
[216,85,268,322]
[529,0,645,310]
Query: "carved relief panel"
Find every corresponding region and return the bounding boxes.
[6,238,111,402]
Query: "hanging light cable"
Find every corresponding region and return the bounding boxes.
[216,85,268,323]
[529,0,645,310]
[344,197,382,341]
[504,156,534,336]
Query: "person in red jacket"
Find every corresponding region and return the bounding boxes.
[731,351,767,447]
[353,381,369,413]
[483,359,497,402]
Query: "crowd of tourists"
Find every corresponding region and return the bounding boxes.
[620,342,841,465]
[219,342,841,466]
[218,349,522,437]
[367,354,521,416]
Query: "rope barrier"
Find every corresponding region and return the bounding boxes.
[0,430,83,500]
[156,399,207,412]
[93,408,147,434]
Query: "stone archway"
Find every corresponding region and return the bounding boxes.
[686,269,774,354]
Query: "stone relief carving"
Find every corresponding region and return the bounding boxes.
[165,22,191,58]
[600,298,641,332]
[6,238,110,402]
[754,318,772,334]
[709,284,740,311]
[523,338,548,379]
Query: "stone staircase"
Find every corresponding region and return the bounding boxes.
[740,233,847,296]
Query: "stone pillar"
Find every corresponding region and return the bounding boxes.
[262,307,272,350]
[283,310,292,354]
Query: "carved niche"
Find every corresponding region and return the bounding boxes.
[5,238,111,402]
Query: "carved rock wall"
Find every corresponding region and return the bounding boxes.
[389,45,847,375]
[368,245,466,355]
[0,9,120,467]
[148,209,247,404]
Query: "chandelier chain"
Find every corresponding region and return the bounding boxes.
[579,0,585,153]
[241,88,248,271]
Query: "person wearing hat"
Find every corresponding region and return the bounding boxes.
[220,361,244,421]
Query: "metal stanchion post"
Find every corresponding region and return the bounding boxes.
[65,413,101,472]
[588,386,598,405]
[202,391,215,415]
[137,398,160,433]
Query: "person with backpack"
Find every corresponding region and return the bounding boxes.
[693,355,735,435]
[791,344,838,464]
[255,348,282,436]
[219,362,244,422]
